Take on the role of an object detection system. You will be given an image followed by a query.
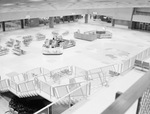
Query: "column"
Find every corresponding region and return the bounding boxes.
[112,19,115,27]
[2,21,5,32]
[49,17,54,28]
[21,19,24,29]
[130,8,136,29]
[128,21,132,29]
[72,15,75,21]
[85,14,88,23]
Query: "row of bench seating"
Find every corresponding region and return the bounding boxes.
[134,59,150,71]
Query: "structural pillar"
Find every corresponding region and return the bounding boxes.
[21,19,24,29]
[2,22,5,32]
[129,8,136,29]
[112,19,115,27]
[49,17,54,28]
[128,21,132,29]
[85,14,88,23]
[72,15,75,21]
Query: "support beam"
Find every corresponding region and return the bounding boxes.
[128,21,132,29]
[136,97,142,114]
[130,8,136,29]
[49,17,54,28]
[2,21,5,32]
[21,19,24,29]
[85,14,88,23]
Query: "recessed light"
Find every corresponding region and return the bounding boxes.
[2,3,14,6]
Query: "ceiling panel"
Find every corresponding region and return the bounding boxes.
[0,0,150,13]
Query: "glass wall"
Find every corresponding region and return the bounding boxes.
[132,21,150,31]
[5,20,21,31]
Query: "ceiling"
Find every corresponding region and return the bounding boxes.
[0,0,150,13]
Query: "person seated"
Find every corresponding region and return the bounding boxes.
[49,39,52,45]
[44,39,50,48]
[57,35,63,40]
[51,39,57,48]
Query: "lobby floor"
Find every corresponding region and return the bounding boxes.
[0,19,150,77]
[0,19,150,114]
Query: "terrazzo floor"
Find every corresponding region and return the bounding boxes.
[0,19,150,114]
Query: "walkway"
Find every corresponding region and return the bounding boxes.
[62,69,145,114]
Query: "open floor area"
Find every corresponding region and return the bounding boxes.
[0,20,150,114]
[0,20,150,76]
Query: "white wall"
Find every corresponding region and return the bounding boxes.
[136,8,150,12]
[115,19,130,26]
[88,8,133,21]
[0,8,134,22]
[0,9,88,21]
[133,15,150,23]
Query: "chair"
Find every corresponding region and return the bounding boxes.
[134,60,143,70]
[109,70,119,77]
[142,61,150,71]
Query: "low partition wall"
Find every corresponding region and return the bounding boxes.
[101,70,150,114]
[33,82,90,114]
[74,32,97,41]
[120,47,150,73]
[84,30,112,39]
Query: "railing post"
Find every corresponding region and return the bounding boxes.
[50,86,51,99]
[48,106,49,114]
[68,94,71,108]
[115,91,122,99]
[136,97,142,114]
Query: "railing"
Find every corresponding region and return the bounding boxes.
[0,79,9,91]
[34,47,150,114]
[9,67,51,83]
[18,80,37,97]
[101,70,150,114]
[39,80,54,99]
[34,81,90,114]
[0,46,150,114]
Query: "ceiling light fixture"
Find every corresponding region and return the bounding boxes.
[2,3,14,6]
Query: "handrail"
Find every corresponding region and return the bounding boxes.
[0,46,150,114]
[53,81,86,88]
[101,70,150,114]
[34,81,90,114]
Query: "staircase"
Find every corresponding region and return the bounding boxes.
[0,78,89,104]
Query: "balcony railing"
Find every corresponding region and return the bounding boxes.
[101,70,150,114]
[0,46,150,114]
